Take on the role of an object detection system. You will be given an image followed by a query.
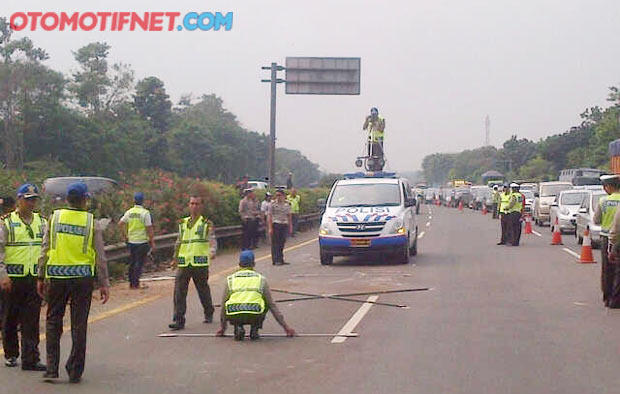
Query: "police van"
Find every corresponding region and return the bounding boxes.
[318,172,418,265]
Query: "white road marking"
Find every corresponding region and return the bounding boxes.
[426,222,431,227]
[331,295,378,344]
[562,248,580,259]
[429,216,433,220]
[532,230,542,237]
[418,231,425,239]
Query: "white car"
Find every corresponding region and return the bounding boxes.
[318,172,418,265]
[247,181,268,190]
[549,190,588,234]
[533,181,573,226]
[575,190,607,247]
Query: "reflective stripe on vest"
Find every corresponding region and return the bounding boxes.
[126,205,149,243]
[600,193,620,235]
[3,212,44,277]
[177,216,210,267]
[224,269,266,316]
[287,195,300,214]
[499,193,511,213]
[46,209,96,279]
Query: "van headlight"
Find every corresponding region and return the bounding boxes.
[386,218,406,234]
[319,223,331,236]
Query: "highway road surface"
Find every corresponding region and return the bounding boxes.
[2,204,620,394]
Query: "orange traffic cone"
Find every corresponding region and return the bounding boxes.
[551,217,563,245]
[578,228,596,264]
[482,205,487,215]
[458,201,463,212]
[524,214,533,234]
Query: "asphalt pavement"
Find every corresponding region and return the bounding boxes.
[1,205,619,394]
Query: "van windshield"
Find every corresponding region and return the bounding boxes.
[541,184,572,197]
[561,192,586,205]
[329,183,401,207]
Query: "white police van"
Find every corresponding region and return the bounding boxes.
[318,172,418,265]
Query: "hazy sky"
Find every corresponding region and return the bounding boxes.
[4,0,620,173]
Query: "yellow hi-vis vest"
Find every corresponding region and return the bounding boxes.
[599,193,620,236]
[287,194,301,214]
[509,192,524,214]
[367,116,385,142]
[126,205,149,243]
[499,193,511,214]
[3,211,44,277]
[177,216,211,267]
[224,269,266,316]
[46,209,96,279]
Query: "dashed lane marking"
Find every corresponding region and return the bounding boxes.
[562,248,580,259]
[426,222,431,227]
[532,230,542,237]
[331,295,378,344]
[418,231,425,239]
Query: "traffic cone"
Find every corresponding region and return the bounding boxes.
[524,214,533,234]
[578,228,596,264]
[551,217,563,245]
[482,205,487,215]
[458,201,463,212]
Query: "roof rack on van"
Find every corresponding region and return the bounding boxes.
[343,171,398,179]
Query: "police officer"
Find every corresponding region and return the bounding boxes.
[119,192,155,289]
[268,189,293,265]
[593,174,620,307]
[508,183,524,246]
[37,182,110,383]
[239,189,260,250]
[1,184,46,370]
[287,188,301,237]
[216,250,295,340]
[168,195,216,330]
[497,184,512,245]
[491,185,500,219]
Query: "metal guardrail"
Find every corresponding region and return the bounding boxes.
[104,212,322,262]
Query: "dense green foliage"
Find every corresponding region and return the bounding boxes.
[0,19,320,187]
[422,87,620,185]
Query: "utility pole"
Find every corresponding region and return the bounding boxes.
[261,63,285,188]
[484,115,490,146]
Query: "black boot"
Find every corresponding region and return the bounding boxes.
[250,325,260,340]
[234,324,245,341]
[168,319,185,331]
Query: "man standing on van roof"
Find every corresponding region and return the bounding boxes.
[594,174,620,307]
[119,192,155,289]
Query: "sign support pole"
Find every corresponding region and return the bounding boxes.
[261,63,285,188]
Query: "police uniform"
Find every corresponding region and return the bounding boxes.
[508,187,524,246]
[286,193,301,236]
[1,208,46,369]
[268,198,291,265]
[363,114,385,156]
[594,175,620,306]
[497,189,512,245]
[219,251,291,340]
[38,192,110,381]
[119,202,152,288]
[492,188,500,219]
[170,215,215,329]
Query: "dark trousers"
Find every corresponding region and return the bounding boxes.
[46,277,94,379]
[499,213,511,244]
[609,245,620,308]
[601,236,613,305]
[271,223,288,264]
[291,214,299,236]
[2,276,42,364]
[173,266,214,324]
[241,219,258,249]
[128,243,149,288]
[226,312,267,329]
[509,212,522,245]
[492,203,498,219]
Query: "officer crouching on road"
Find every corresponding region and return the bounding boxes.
[37,182,110,383]
[594,174,620,307]
[216,250,295,340]
[1,184,46,371]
